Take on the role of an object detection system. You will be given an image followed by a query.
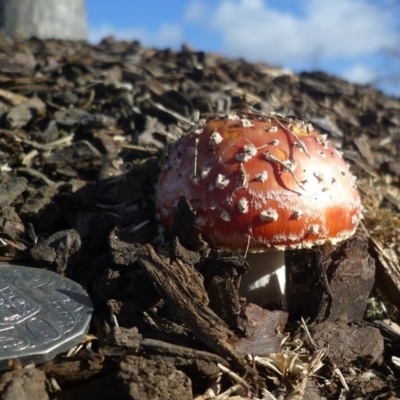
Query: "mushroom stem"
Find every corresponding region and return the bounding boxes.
[239,250,286,309]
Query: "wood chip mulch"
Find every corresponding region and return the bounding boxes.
[0,36,399,400]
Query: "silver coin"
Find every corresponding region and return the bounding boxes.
[0,264,93,370]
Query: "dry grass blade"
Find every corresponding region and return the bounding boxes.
[269,115,310,158]
[16,133,75,151]
[217,363,250,397]
[261,388,279,400]
[264,151,305,191]
[334,368,350,393]
[214,384,246,400]
[300,317,319,351]
[193,388,217,400]
[286,348,327,400]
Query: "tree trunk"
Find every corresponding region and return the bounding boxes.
[0,0,87,40]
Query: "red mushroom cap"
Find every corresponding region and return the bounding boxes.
[156,113,361,252]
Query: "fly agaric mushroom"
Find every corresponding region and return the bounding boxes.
[156,113,361,307]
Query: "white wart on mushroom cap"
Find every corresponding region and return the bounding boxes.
[156,114,361,252]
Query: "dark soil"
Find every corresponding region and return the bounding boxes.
[0,36,399,399]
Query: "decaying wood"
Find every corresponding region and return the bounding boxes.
[5,97,46,129]
[0,368,49,400]
[137,243,246,368]
[359,319,400,352]
[0,36,399,398]
[115,356,193,400]
[99,326,143,357]
[40,355,107,389]
[310,319,384,368]
[29,229,81,275]
[140,338,224,378]
[200,246,245,328]
[233,304,288,356]
[368,237,400,310]
[308,236,375,322]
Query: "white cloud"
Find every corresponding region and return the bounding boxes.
[239,0,264,10]
[197,0,398,69]
[184,0,209,22]
[89,23,184,49]
[340,64,378,85]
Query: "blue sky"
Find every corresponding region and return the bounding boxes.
[86,0,400,97]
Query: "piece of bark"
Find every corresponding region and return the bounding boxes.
[44,375,115,400]
[310,115,344,138]
[173,237,201,266]
[366,320,400,352]
[40,353,108,388]
[17,167,56,186]
[233,304,288,356]
[140,338,224,378]
[202,247,246,328]
[32,119,59,143]
[0,52,36,75]
[46,140,103,171]
[4,97,46,129]
[369,237,400,311]
[307,236,375,322]
[29,229,81,275]
[116,356,192,400]
[97,168,145,206]
[303,380,324,400]
[19,184,59,222]
[54,109,116,127]
[98,153,124,180]
[0,88,27,106]
[48,373,124,400]
[109,230,144,265]
[0,235,27,261]
[0,368,49,400]
[0,206,25,240]
[384,186,400,211]
[310,319,384,368]
[205,273,241,328]
[137,244,245,368]
[385,160,400,176]
[347,371,389,398]
[353,134,375,166]
[100,327,142,357]
[0,176,27,207]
